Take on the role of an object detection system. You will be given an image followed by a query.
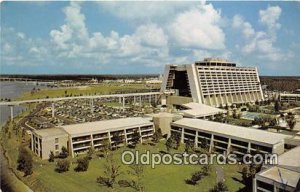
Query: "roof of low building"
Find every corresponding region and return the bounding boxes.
[147,112,182,118]
[181,102,226,118]
[258,166,300,188]
[277,146,300,172]
[60,117,152,136]
[257,146,300,188]
[172,118,291,145]
[280,93,300,97]
[33,127,68,138]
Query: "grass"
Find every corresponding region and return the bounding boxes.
[1,105,245,192]
[0,105,37,191]
[16,83,160,101]
[21,143,244,192]
[2,124,245,192]
[226,117,253,127]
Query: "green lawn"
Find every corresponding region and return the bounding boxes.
[19,143,244,192]
[1,106,245,192]
[2,127,244,192]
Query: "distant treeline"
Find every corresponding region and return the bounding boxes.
[0,74,159,81]
[260,76,300,92]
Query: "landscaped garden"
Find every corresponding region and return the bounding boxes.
[1,110,246,192]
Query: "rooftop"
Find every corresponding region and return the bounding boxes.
[280,93,300,97]
[181,102,226,118]
[277,146,300,172]
[257,147,300,188]
[60,117,152,136]
[258,166,300,188]
[34,128,68,138]
[172,118,291,145]
[147,112,182,118]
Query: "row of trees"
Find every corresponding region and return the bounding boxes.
[252,112,296,130]
[52,147,94,173]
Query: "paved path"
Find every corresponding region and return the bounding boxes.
[216,166,225,183]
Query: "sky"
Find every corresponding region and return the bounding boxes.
[1,1,300,75]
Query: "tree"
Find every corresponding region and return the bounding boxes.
[201,164,211,176]
[17,146,33,176]
[87,147,94,160]
[111,132,123,149]
[274,100,281,112]
[242,166,252,188]
[165,135,178,152]
[49,151,55,162]
[74,156,90,172]
[101,139,112,158]
[173,132,181,150]
[241,162,262,189]
[286,113,296,130]
[209,181,228,192]
[55,159,70,173]
[128,161,145,191]
[214,113,225,123]
[185,171,203,185]
[232,109,240,119]
[96,153,121,188]
[287,119,296,130]
[199,138,209,152]
[58,146,68,159]
[185,139,194,153]
[269,118,278,127]
[131,130,141,148]
[152,128,162,143]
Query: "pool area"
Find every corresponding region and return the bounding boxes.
[241,112,263,120]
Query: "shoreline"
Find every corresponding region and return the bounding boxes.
[0,141,33,192]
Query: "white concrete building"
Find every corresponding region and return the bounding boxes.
[161,58,264,107]
[61,117,154,157]
[31,117,154,159]
[171,118,290,157]
[180,102,226,119]
[279,93,300,103]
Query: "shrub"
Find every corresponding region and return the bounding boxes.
[118,180,132,188]
[74,157,89,172]
[49,151,55,162]
[58,146,68,159]
[17,146,33,176]
[55,159,70,173]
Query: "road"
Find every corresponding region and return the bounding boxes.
[0,92,161,106]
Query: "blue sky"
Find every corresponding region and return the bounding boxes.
[1,1,300,75]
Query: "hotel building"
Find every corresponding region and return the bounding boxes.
[161,58,264,107]
[170,118,290,157]
[279,93,300,103]
[31,117,154,159]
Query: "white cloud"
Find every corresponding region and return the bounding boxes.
[48,2,171,68]
[259,6,282,33]
[135,24,168,47]
[17,32,26,39]
[169,4,225,50]
[232,6,290,62]
[232,15,255,38]
[1,28,48,66]
[97,1,199,21]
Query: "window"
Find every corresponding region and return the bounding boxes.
[55,144,59,150]
[55,138,59,143]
